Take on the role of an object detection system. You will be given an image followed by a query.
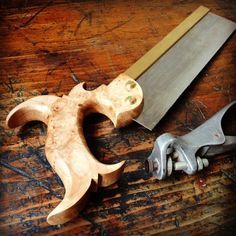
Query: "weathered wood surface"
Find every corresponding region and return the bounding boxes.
[0,0,235,235]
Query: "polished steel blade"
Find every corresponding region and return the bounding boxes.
[135,13,235,130]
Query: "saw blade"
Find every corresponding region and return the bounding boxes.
[132,12,235,130]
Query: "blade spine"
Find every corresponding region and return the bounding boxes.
[123,6,209,80]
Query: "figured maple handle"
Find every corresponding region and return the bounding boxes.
[6,74,143,225]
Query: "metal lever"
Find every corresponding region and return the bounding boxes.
[146,101,236,180]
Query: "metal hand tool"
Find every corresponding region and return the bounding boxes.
[146,102,236,180]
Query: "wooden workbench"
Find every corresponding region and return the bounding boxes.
[0,0,235,235]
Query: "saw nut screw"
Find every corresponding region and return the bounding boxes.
[125,80,137,90]
[125,96,137,105]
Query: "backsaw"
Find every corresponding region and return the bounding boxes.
[6,6,236,225]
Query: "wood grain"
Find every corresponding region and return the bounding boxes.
[0,0,235,235]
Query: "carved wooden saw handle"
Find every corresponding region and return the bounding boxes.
[6,74,143,225]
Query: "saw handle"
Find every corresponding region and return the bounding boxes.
[6,74,143,225]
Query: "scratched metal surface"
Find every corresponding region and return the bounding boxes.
[135,12,236,130]
[0,1,236,235]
